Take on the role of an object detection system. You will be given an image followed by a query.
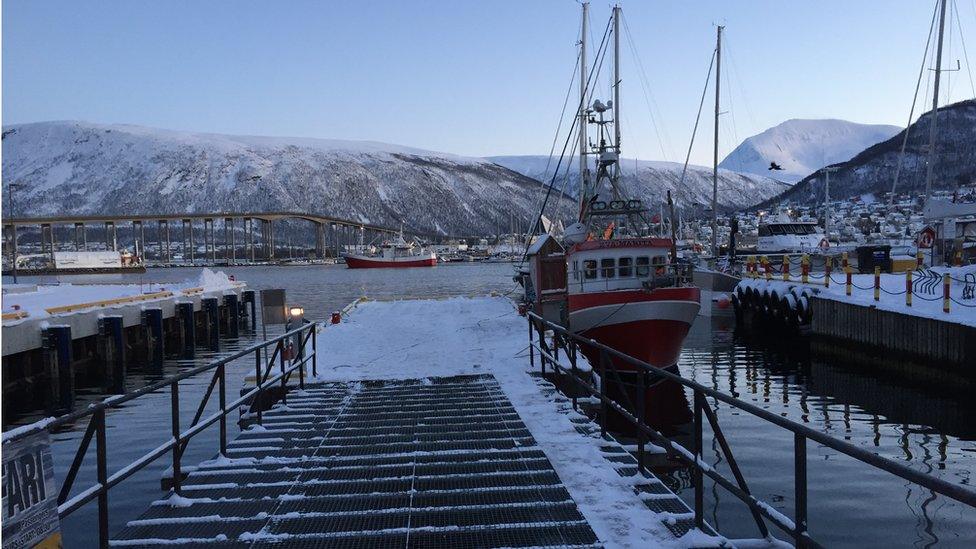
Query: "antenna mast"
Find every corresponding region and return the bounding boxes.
[711,25,723,257]
[923,0,947,204]
[613,4,621,198]
[578,2,589,221]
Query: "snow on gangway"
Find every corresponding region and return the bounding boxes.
[113,297,782,548]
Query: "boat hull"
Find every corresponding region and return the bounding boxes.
[568,287,700,370]
[343,254,437,269]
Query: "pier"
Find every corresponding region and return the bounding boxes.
[4,296,975,547]
[1,272,251,419]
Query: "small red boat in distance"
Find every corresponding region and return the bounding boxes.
[343,235,437,269]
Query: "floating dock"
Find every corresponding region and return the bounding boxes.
[111,297,720,548]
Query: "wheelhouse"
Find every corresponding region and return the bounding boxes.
[567,238,672,294]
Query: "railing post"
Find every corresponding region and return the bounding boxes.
[599,350,608,438]
[795,432,808,548]
[298,337,306,390]
[254,348,263,425]
[279,340,287,405]
[218,363,227,456]
[537,321,547,376]
[693,389,704,529]
[95,408,109,549]
[570,342,578,411]
[170,382,182,495]
[637,370,646,474]
[528,319,535,369]
[311,324,318,377]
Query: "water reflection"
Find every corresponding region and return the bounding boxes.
[655,316,976,548]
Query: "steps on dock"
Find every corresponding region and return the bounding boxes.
[112,375,602,547]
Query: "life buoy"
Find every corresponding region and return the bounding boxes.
[819,238,830,251]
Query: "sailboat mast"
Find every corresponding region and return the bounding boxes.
[923,0,947,204]
[613,4,621,192]
[711,25,723,257]
[578,2,589,221]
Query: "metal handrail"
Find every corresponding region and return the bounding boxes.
[526,311,976,548]
[1,320,319,549]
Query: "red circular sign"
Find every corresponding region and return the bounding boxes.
[917,227,936,249]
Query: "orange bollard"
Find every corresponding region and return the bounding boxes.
[801,254,810,284]
[846,266,852,296]
[825,261,832,288]
[906,270,912,307]
[916,249,924,268]
[874,266,881,301]
[783,255,791,281]
[943,274,951,313]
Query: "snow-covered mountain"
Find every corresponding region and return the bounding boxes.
[1,121,574,236]
[761,99,976,207]
[719,119,901,183]
[488,156,789,216]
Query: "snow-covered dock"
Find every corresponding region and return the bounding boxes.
[112,297,724,548]
[1,269,246,356]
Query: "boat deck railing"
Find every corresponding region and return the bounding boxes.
[526,310,976,549]
[0,320,319,549]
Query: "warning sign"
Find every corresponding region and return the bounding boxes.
[2,431,62,549]
[917,226,937,249]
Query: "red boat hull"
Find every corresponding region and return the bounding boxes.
[568,287,700,370]
[344,256,437,269]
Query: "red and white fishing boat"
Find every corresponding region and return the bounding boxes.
[343,234,436,269]
[524,3,700,424]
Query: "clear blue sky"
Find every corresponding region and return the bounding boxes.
[4,0,974,165]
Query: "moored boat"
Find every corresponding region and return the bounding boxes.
[342,235,436,269]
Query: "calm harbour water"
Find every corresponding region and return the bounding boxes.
[3,263,974,547]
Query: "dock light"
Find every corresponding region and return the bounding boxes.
[289,306,304,318]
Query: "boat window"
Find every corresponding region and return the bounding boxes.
[618,257,633,277]
[651,255,666,265]
[758,226,771,237]
[770,225,786,235]
[583,259,597,279]
[573,261,579,280]
[635,256,650,277]
[601,258,616,278]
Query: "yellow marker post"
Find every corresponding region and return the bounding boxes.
[846,266,852,296]
[782,255,790,281]
[943,274,951,313]
[801,254,810,284]
[874,266,881,301]
[906,270,912,307]
[763,257,771,281]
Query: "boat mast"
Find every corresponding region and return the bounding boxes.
[578,2,589,222]
[711,25,723,257]
[923,0,947,205]
[612,4,621,200]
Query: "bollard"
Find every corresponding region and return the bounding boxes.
[916,249,924,269]
[824,261,832,288]
[845,266,852,296]
[176,302,195,356]
[747,256,756,279]
[242,290,256,328]
[874,266,881,302]
[202,297,220,348]
[842,252,848,271]
[143,308,164,365]
[955,250,963,267]
[43,325,74,414]
[331,311,342,324]
[762,257,771,281]
[943,274,950,313]
[906,270,913,307]
[98,316,126,393]
[782,255,790,281]
[801,254,809,284]
[224,294,240,338]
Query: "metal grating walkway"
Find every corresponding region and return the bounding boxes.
[112,375,601,548]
